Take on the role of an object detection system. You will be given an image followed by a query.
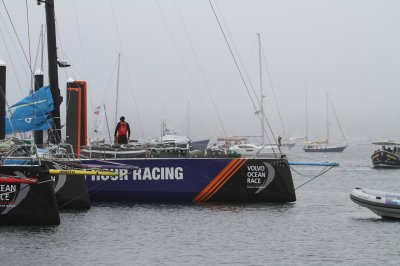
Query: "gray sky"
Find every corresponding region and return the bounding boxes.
[1,0,400,143]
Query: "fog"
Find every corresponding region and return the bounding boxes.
[1,0,399,143]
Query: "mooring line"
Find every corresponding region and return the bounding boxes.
[292,165,336,190]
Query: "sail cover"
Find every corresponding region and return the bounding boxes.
[6,86,54,134]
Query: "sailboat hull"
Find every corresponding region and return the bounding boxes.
[84,157,296,203]
[303,145,347,152]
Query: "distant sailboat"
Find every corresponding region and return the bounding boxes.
[303,93,347,152]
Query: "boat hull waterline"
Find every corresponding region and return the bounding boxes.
[84,157,296,203]
[303,145,347,152]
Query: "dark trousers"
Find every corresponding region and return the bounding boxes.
[117,135,128,144]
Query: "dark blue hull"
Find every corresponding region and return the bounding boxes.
[304,145,347,152]
[83,157,296,203]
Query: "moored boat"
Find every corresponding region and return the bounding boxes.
[228,143,287,158]
[84,157,296,203]
[13,0,297,206]
[371,141,400,168]
[350,188,400,219]
[303,143,347,152]
[303,93,348,153]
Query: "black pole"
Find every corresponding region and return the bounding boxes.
[0,60,5,139]
[42,0,62,143]
[34,70,44,145]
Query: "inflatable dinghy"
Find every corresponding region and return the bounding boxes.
[350,188,400,219]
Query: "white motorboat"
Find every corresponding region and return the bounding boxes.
[228,143,286,158]
[350,188,400,219]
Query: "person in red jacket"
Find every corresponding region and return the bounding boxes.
[114,116,131,144]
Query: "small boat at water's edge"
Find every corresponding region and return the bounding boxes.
[303,143,347,152]
[371,141,400,168]
[350,188,400,219]
[303,93,348,153]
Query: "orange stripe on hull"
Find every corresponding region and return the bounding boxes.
[201,159,247,202]
[193,159,239,203]
[194,159,247,203]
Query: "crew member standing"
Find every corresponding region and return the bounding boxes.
[278,136,282,147]
[114,116,131,144]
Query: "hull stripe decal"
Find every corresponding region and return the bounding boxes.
[193,159,240,203]
[202,159,247,202]
[194,159,247,203]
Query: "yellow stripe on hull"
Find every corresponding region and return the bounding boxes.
[48,169,119,176]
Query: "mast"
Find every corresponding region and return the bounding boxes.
[326,93,329,144]
[40,24,45,72]
[0,60,6,140]
[115,53,121,127]
[187,101,190,138]
[258,33,264,145]
[34,25,45,145]
[305,81,308,142]
[38,0,62,143]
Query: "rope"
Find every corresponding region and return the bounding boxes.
[292,165,336,190]
[173,0,227,137]
[0,6,25,97]
[1,0,36,89]
[25,0,33,93]
[37,179,53,184]
[328,95,348,145]
[208,0,280,152]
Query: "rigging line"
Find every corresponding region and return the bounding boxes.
[108,0,125,53]
[54,17,75,88]
[121,57,145,138]
[25,0,33,94]
[70,65,86,81]
[0,9,26,98]
[108,1,145,137]
[32,27,42,80]
[328,95,347,145]
[1,0,36,90]
[208,0,278,147]
[213,1,264,120]
[261,46,286,137]
[71,0,89,80]
[41,25,45,72]
[155,0,226,136]
[174,0,227,137]
[213,1,259,104]
[101,56,119,106]
[190,105,212,137]
[54,17,66,64]
[100,56,119,138]
[293,165,335,190]
[211,1,275,146]
[72,0,93,111]
[215,2,277,143]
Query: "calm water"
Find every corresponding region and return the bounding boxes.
[1,141,399,265]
